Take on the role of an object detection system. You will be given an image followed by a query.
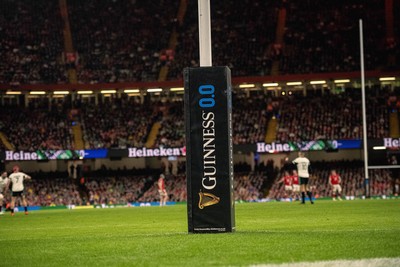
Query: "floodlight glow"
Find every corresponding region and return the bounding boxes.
[170,87,184,91]
[30,91,46,95]
[286,82,302,86]
[6,91,22,95]
[53,91,70,95]
[77,90,93,95]
[379,77,395,81]
[147,88,163,92]
[239,84,255,88]
[310,80,326,85]
[262,83,279,87]
[334,79,350,83]
[372,146,386,150]
[124,89,140,93]
[101,90,116,94]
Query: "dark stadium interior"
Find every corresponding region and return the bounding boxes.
[0,0,400,206]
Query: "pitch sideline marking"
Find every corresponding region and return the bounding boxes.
[250,257,400,267]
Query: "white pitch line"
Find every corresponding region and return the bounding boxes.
[250,257,400,267]
[239,228,397,234]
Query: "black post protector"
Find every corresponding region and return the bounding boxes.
[184,66,235,233]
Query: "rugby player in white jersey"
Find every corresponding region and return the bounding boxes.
[0,171,10,215]
[8,165,31,216]
[292,152,314,204]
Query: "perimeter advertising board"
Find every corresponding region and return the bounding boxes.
[184,67,235,233]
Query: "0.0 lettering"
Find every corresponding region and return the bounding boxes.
[198,85,215,108]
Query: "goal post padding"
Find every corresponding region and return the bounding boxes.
[184,66,235,233]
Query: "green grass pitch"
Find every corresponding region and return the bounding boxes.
[1,199,399,267]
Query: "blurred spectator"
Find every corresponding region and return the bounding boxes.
[85,176,147,205]
[68,0,178,83]
[0,0,67,84]
[0,99,72,150]
[0,87,393,150]
[280,0,385,74]
[23,178,82,206]
[276,88,389,142]
[0,0,391,85]
[167,0,278,80]
[3,162,396,207]
[234,172,265,201]
[77,96,155,149]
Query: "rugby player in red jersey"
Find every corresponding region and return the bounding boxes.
[329,170,342,201]
[277,171,293,200]
[157,174,168,206]
[291,170,300,201]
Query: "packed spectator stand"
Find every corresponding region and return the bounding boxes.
[0,100,72,150]
[0,0,399,206]
[1,87,394,150]
[78,96,155,149]
[1,0,397,84]
[2,168,266,206]
[3,159,396,208]
[280,0,386,74]
[68,0,179,83]
[167,0,279,79]
[0,0,67,85]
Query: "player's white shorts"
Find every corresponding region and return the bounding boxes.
[0,193,3,200]
[292,184,300,192]
[158,190,167,197]
[332,184,342,192]
[284,185,293,191]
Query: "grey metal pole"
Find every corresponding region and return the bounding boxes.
[198,0,212,66]
[360,19,370,197]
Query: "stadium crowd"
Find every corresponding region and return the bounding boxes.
[0,0,67,85]
[78,97,155,149]
[68,0,178,83]
[0,86,396,151]
[276,87,390,142]
[280,0,385,74]
[0,170,267,207]
[0,0,396,85]
[0,0,399,209]
[0,101,72,150]
[2,159,396,209]
[167,0,279,79]
[152,100,185,148]
[13,177,82,207]
[234,172,265,201]
[85,175,148,205]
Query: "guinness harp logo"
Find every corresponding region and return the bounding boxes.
[198,192,220,209]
